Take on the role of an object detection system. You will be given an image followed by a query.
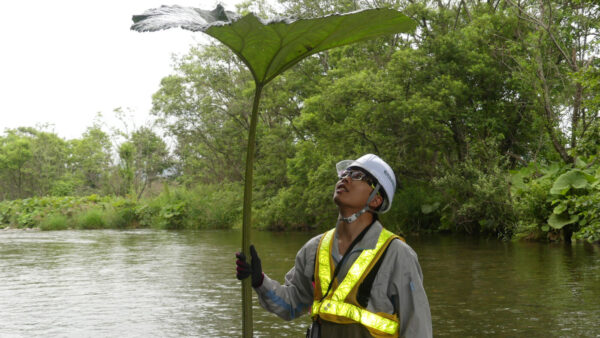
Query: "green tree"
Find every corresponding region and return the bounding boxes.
[69,126,112,194]
[0,127,75,199]
[142,0,598,240]
[504,0,600,163]
[28,129,69,196]
[152,44,253,184]
[129,127,171,199]
[0,131,32,199]
[116,141,135,197]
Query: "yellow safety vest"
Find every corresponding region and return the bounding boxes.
[311,227,403,338]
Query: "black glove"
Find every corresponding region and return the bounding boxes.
[235,244,264,287]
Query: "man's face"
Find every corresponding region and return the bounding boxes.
[333,168,376,210]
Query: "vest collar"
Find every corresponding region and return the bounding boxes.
[333,220,383,257]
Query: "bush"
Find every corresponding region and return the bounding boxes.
[511,158,600,243]
[13,198,43,228]
[433,157,517,238]
[107,198,138,228]
[187,183,242,229]
[158,200,187,230]
[254,150,338,231]
[0,201,13,225]
[135,199,162,227]
[76,208,106,229]
[575,222,600,243]
[383,182,441,235]
[135,187,187,229]
[254,185,315,231]
[39,214,70,231]
[511,168,554,240]
[49,176,81,197]
[136,183,243,230]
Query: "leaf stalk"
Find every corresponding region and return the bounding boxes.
[242,82,263,338]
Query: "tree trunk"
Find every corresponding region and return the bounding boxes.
[536,56,574,163]
[572,82,583,149]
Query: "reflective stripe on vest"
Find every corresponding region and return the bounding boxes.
[312,228,400,335]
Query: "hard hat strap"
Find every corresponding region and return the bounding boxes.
[339,184,381,224]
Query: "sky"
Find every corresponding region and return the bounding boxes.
[0,0,242,140]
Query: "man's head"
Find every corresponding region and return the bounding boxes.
[333,154,396,217]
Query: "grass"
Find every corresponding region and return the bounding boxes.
[39,214,70,231]
[76,208,107,230]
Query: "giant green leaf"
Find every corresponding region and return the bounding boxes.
[509,169,528,194]
[549,169,591,195]
[131,6,416,337]
[131,5,416,85]
[552,201,567,215]
[548,213,578,229]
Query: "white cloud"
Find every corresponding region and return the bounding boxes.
[0,0,240,139]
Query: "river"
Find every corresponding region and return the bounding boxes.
[0,229,599,337]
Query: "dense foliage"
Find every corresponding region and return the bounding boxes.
[1,0,599,243]
[0,124,171,199]
[0,184,241,231]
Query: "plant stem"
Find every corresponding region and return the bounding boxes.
[242,83,263,338]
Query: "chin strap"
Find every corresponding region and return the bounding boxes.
[339,184,381,224]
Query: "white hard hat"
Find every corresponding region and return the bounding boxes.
[336,154,396,213]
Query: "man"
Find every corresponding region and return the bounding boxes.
[236,154,432,337]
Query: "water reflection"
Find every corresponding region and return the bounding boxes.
[412,236,600,337]
[0,230,598,337]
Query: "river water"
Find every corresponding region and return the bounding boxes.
[0,229,599,337]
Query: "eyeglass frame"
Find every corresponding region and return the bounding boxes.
[337,168,377,188]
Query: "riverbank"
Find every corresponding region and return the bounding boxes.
[2,179,600,245]
[0,184,241,231]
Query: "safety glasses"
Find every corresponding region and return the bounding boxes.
[338,169,375,186]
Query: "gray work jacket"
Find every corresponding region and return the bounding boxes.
[254,221,433,337]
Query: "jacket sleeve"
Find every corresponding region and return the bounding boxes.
[253,235,321,321]
[388,240,433,338]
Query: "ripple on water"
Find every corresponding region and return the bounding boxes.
[0,230,599,337]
